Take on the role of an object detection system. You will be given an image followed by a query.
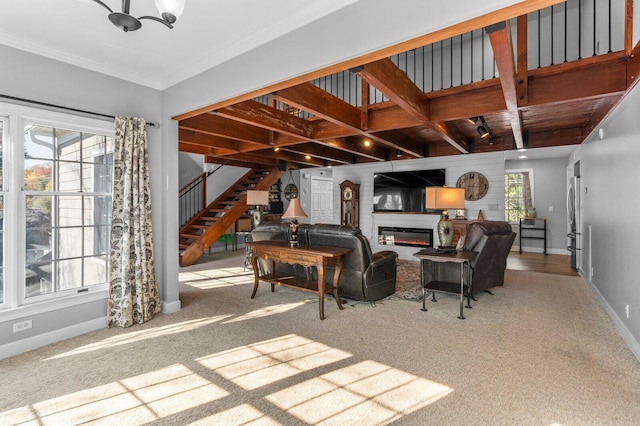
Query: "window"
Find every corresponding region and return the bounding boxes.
[504,169,534,223]
[0,103,113,310]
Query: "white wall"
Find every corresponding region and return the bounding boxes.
[506,156,569,254]
[330,152,505,260]
[0,45,170,356]
[572,81,640,360]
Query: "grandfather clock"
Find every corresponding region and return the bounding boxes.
[339,180,360,228]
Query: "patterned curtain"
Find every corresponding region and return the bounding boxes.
[107,116,160,327]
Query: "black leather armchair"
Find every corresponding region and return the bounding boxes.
[421,221,516,297]
[251,223,398,301]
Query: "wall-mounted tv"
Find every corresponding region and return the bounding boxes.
[373,169,445,213]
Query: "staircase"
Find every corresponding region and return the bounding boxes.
[179,166,283,266]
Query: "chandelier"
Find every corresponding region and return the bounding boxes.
[92,0,186,32]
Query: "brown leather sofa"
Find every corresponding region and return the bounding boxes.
[422,221,516,296]
[251,223,398,301]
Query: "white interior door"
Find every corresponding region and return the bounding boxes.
[310,177,333,224]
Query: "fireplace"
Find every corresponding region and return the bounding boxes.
[378,226,433,248]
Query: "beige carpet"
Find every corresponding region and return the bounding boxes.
[1,251,640,425]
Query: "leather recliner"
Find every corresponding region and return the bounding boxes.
[251,223,398,301]
[421,221,516,296]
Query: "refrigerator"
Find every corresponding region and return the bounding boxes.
[567,176,581,270]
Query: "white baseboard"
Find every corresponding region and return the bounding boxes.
[161,299,181,314]
[512,246,568,256]
[0,317,107,360]
[581,273,640,363]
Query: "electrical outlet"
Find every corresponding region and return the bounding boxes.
[13,319,33,333]
[625,304,630,319]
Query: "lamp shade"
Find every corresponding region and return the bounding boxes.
[246,190,269,206]
[282,198,308,219]
[425,187,466,209]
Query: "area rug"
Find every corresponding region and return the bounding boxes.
[392,259,422,301]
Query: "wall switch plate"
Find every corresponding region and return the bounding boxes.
[626,304,630,319]
[548,206,554,212]
[13,319,33,333]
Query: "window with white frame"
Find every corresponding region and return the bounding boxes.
[504,168,534,223]
[0,104,113,309]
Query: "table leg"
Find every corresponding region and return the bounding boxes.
[317,261,325,320]
[458,262,466,320]
[250,254,260,298]
[331,260,344,311]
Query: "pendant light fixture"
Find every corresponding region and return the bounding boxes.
[91,0,186,32]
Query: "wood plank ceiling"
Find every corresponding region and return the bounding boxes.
[176,0,639,170]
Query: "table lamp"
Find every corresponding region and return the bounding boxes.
[281,198,307,246]
[425,187,465,250]
[246,190,270,227]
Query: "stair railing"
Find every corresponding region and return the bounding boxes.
[179,166,223,227]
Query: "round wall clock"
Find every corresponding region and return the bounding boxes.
[456,172,489,201]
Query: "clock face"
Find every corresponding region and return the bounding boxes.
[343,187,353,200]
[456,172,489,201]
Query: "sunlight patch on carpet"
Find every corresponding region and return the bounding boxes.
[180,266,254,289]
[196,334,352,390]
[266,360,453,425]
[46,316,231,360]
[222,301,308,323]
[187,403,280,425]
[0,364,228,425]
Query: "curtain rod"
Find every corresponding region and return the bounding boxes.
[0,94,160,128]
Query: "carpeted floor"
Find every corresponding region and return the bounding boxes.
[1,251,640,425]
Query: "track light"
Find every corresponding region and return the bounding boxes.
[489,135,494,145]
[396,149,402,158]
[477,125,490,138]
[467,116,480,125]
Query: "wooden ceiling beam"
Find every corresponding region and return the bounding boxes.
[281,143,355,165]
[179,128,259,152]
[180,113,272,145]
[216,99,315,139]
[486,21,525,149]
[354,58,471,154]
[276,82,421,158]
[256,148,327,167]
[276,82,361,129]
[204,156,269,169]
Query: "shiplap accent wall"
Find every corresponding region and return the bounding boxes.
[330,152,506,260]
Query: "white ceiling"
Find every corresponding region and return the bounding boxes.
[0,0,360,90]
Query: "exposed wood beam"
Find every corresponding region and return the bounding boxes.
[179,128,259,152]
[255,149,327,167]
[281,143,355,165]
[180,113,271,145]
[173,0,565,121]
[276,82,421,157]
[276,82,361,130]
[516,15,529,105]
[216,99,314,139]
[209,152,279,167]
[204,156,267,169]
[355,58,471,153]
[487,21,525,149]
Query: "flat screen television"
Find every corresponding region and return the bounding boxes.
[373,169,445,213]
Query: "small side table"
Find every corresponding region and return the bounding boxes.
[414,248,477,320]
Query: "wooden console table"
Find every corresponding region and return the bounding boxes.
[246,240,352,320]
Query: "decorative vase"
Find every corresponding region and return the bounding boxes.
[437,214,454,247]
[527,207,536,218]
